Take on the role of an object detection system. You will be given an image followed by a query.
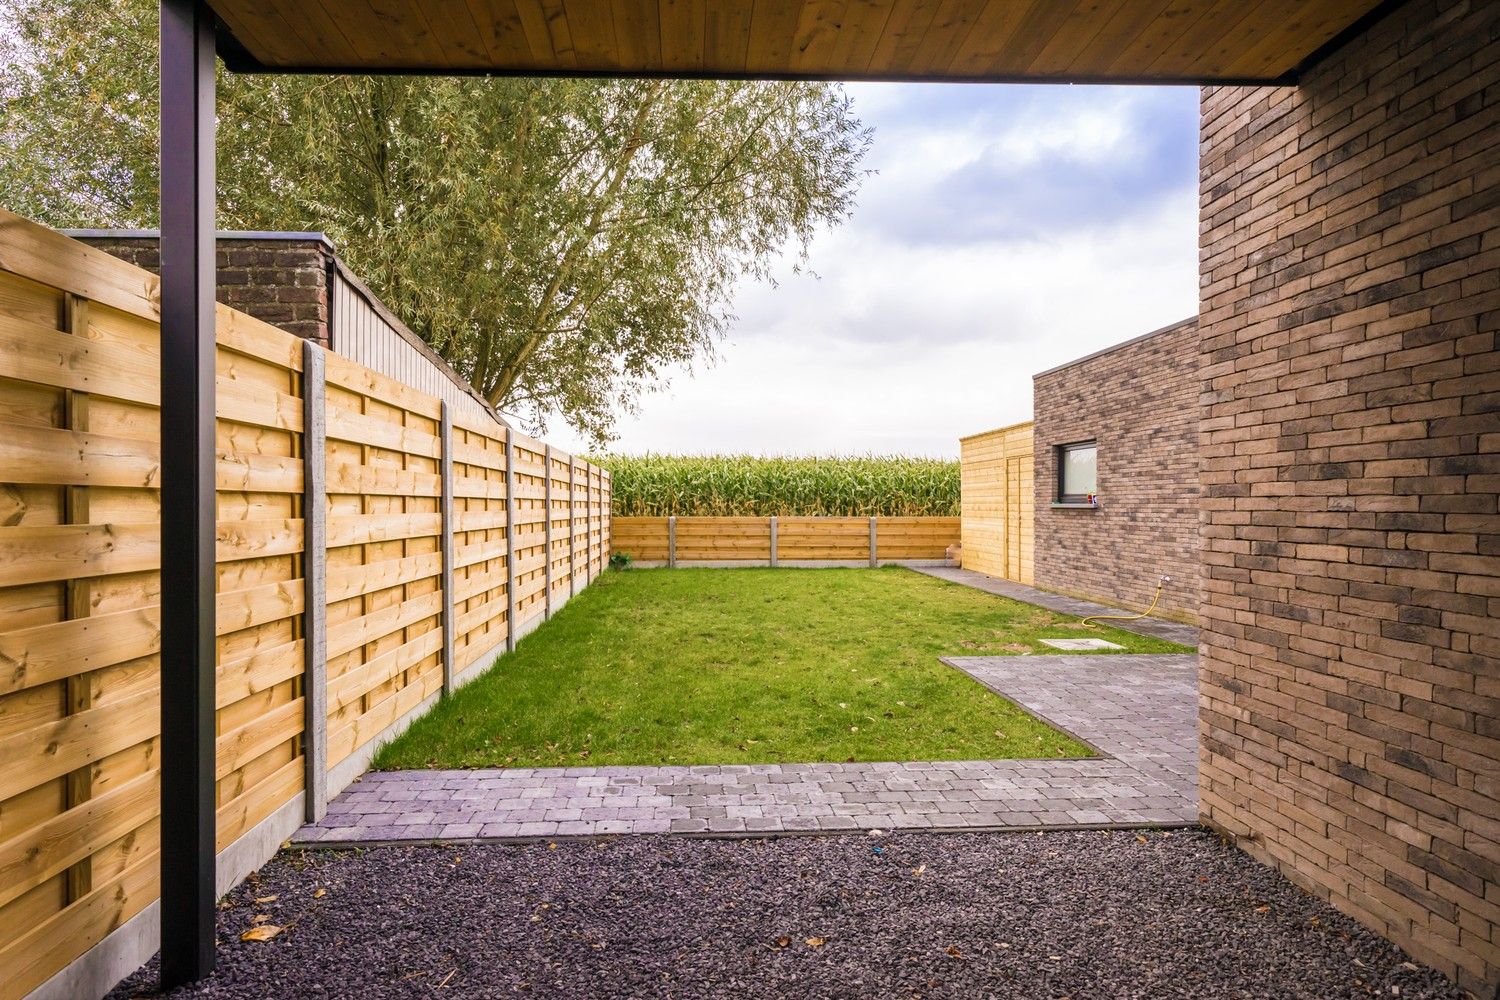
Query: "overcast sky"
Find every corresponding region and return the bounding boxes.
[548,82,1199,459]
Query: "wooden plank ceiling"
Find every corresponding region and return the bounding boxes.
[209,0,1387,83]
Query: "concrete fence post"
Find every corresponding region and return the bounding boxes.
[768,515,778,567]
[668,515,677,568]
[569,456,578,597]
[439,401,456,694]
[504,426,517,652]
[869,516,878,568]
[543,444,554,619]
[300,341,328,823]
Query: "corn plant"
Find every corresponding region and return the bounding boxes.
[597,453,960,516]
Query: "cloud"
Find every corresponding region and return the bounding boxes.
[544,82,1199,458]
[851,83,1199,247]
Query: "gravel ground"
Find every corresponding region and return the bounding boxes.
[109,829,1463,1000]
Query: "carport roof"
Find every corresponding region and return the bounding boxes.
[208,0,1393,84]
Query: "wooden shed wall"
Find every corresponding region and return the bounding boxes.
[959,423,1034,584]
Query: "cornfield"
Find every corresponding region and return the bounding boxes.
[599,454,961,516]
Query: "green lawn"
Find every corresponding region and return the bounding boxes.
[375,567,1191,770]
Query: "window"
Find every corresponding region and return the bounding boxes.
[1057,441,1098,504]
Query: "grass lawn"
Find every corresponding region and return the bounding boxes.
[374,567,1191,770]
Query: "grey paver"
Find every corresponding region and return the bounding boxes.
[911,565,1200,646]
[294,652,1198,844]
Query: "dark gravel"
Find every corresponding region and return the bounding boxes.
[110,829,1463,1000]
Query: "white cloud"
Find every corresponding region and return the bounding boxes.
[544,83,1198,459]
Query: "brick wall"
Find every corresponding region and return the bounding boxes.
[1197,0,1498,994]
[1032,318,1202,622]
[80,235,332,345]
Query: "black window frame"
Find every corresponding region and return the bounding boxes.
[1056,440,1098,504]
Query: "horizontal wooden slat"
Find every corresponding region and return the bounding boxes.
[217,639,304,710]
[328,628,444,711]
[326,551,443,603]
[0,314,159,405]
[0,688,158,801]
[0,523,158,587]
[326,591,443,661]
[323,350,442,420]
[0,851,158,999]
[217,518,303,561]
[327,511,442,548]
[0,769,157,910]
[216,697,302,780]
[0,607,160,696]
[325,401,441,457]
[0,423,159,489]
[0,208,158,320]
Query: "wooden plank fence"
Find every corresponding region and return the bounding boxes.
[0,210,608,1000]
[610,516,959,567]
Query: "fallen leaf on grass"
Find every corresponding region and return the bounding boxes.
[805,937,826,948]
[240,925,281,942]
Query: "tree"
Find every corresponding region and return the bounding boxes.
[0,0,869,443]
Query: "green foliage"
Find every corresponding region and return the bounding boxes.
[599,454,961,516]
[375,567,1189,770]
[608,551,633,570]
[0,0,870,445]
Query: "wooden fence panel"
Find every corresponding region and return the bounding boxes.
[608,516,958,565]
[321,355,444,771]
[0,211,610,1000]
[448,415,511,677]
[875,517,961,559]
[959,422,1034,584]
[777,516,870,560]
[0,215,309,997]
[510,434,549,633]
[676,516,771,561]
[610,517,669,561]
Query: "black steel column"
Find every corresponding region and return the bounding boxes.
[159,0,217,986]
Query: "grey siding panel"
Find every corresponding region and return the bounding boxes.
[329,270,502,431]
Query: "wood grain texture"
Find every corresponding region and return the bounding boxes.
[0,213,610,1000]
[959,421,1034,584]
[611,515,958,562]
[210,0,1383,81]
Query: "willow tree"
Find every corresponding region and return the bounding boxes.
[0,0,869,443]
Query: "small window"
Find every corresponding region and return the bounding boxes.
[1057,441,1098,504]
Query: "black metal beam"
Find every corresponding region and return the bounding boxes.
[159,0,218,987]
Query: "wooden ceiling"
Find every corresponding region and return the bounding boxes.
[209,0,1387,83]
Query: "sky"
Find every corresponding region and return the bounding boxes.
[547,82,1200,459]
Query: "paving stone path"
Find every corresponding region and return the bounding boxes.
[295,653,1198,845]
[912,565,1201,646]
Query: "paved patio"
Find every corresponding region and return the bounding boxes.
[912,565,1201,646]
[295,653,1198,845]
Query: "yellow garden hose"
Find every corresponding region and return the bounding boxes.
[1081,576,1168,628]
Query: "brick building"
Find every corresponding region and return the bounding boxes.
[1197,0,1498,992]
[71,231,503,428]
[1032,318,1202,623]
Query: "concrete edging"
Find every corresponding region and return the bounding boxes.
[27,796,306,1000]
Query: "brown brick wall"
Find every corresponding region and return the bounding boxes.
[80,235,332,345]
[1198,0,1498,993]
[1033,318,1202,623]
